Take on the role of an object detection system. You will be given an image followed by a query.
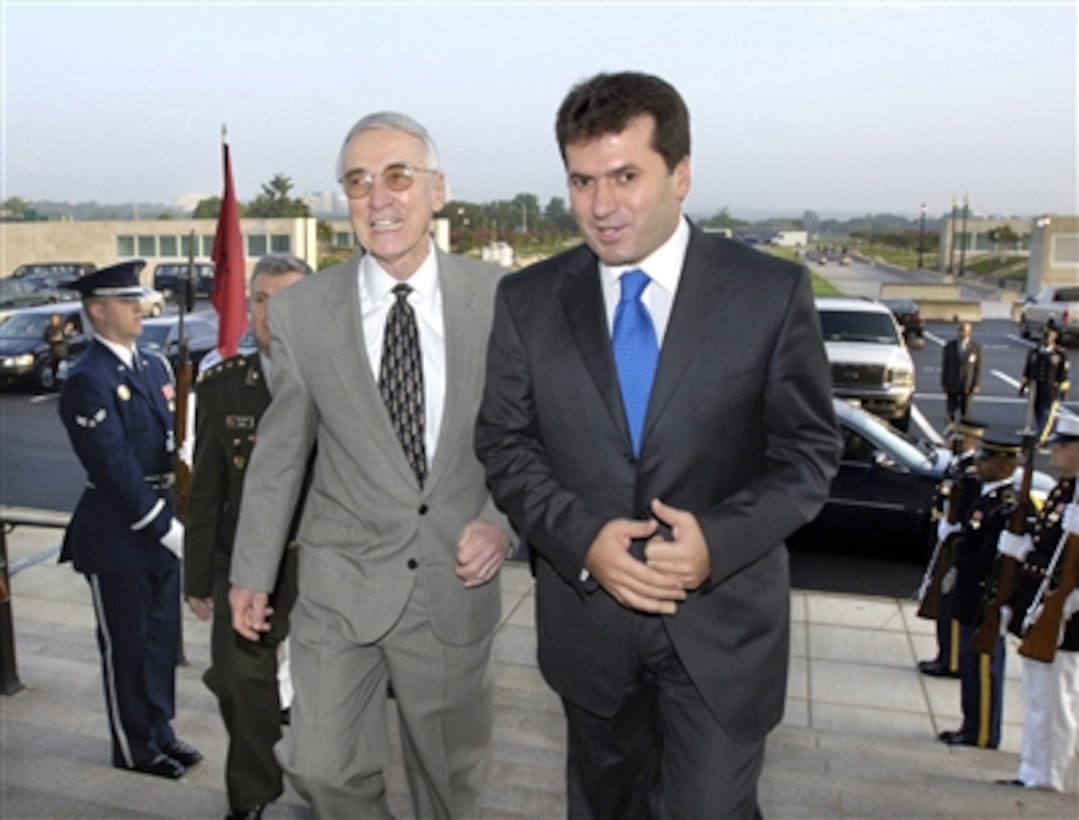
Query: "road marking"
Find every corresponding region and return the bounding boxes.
[29,394,58,404]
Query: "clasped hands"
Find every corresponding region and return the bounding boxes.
[584,498,710,616]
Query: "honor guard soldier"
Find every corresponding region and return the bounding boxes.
[995,415,1079,791]
[1019,324,1070,444]
[938,434,1020,749]
[57,261,201,779]
[919,416,987,678]
[184,253,312,820]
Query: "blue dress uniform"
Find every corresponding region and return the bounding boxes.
[1021,334,1069,442]
[920,417,986,678]
[57,262,199,778]
[940,437,1020,749]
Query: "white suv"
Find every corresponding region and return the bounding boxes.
[815,297,916,430]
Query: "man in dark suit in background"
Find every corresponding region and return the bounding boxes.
[941,322,982,423]
[58,261,201,780]
[475,71,840,819]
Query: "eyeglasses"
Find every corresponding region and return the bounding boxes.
[340,163,438,199]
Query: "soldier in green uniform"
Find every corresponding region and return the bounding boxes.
[184,253,312,820]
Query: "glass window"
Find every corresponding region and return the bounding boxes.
[1051,234,1079,267]
[334,232,354,248]
[137,235,157,257]
[201,235,216,257]
[159,235,178,257]
[180,234,195,257]
[117,235,135,257]
[248,235,268,256]
[270,234,291,253]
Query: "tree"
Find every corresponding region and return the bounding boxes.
[245,173,311,218]
[987,225,1019,260]
[192,196,222,219]
[3,196,28,215]
[316,219,333,246]
[699,207,747,230]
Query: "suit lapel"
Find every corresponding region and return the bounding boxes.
[426,251,480,490]
[321,256,417,486]
[644,228,734,441]
[558,253,630,445]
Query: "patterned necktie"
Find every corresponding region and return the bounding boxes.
[379,284,427,486]
[612,269,659,457]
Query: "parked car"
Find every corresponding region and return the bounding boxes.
[8,262,97,285]
[0,278,55,311]
[136,315,218,372]
[152,262,215,301]
[878,297,926,349]
[136,286,166,317]
[0,303,91,390]
[816,297,916,430]
[788,398,1052,561]
[1019,285,1079,344]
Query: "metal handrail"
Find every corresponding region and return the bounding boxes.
[1,511,69,695]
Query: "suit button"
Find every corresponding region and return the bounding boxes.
[407,558,418,570]
[418,504,428,515]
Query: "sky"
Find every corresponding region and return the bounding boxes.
[2,0,1076,220]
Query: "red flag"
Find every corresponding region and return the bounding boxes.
[211,129,248,358]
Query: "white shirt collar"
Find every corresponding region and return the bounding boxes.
[361,240,439,305]
[95,333,136,369]
[599,215,689,294]
[981,477,1012,496]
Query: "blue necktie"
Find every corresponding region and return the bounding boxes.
[612,269,659,456]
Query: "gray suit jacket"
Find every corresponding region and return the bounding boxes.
[231,249,506,646]
[476,226,841,741]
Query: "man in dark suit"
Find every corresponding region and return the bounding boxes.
[475,72,841,818]
[184,253,312,819]
[1019,324,1070,443]
[941,322,982,423]
[58,261,201,780]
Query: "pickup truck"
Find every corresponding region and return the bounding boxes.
[1019,285,1079,343]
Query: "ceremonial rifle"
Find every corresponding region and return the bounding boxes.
[172,231,195,520]
[916,435,966,620]
[970,391,1037,654]
[1018,488,1079,662]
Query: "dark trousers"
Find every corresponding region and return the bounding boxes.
[958,624,1005,748]
[946,392,971,422]
[934,591,960,674]
[205,548,298,811]
[563,614,765,820]
[87,561,180,768]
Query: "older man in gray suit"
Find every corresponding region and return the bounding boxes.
[228,112,511,819]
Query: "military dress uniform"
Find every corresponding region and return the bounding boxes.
[57,263,198,776]
[1004,474,1079,791]
[941,456,1018,749]
[1021,341,1069,442]
[184,353,303,815]
[922,421,985,678]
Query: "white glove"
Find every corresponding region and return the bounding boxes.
[1000,605,1013,637]
[1064,590,1079,622]
[937,519,962,542]
[160,518,184,560]
[997,532,1033,561]
[941,567,958,595]
[1064,504,1079,537]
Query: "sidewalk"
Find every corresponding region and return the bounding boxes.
[1,508,1076,818]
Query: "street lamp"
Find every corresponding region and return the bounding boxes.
[917,203,927,270]
[947,196,958,274]
[958,193,970,276]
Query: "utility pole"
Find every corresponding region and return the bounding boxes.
[958,193,970,276]
[917,203,927,270]
[947,197,958,274]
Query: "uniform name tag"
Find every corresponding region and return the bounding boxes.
[226,415,256,430]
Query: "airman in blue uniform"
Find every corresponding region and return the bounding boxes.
[58,261,202,780]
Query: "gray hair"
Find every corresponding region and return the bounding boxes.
[334,112,441,181]
[251,253,313,287]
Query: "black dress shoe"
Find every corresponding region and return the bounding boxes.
[919,660,960,679]
[226,806,265,820]
[938,730,974,746]
[995,778,1026,787]
[131,754,185,780]
[280,707,290,726]
[163,739,202,767]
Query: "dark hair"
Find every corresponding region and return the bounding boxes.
[555,71,690,172]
